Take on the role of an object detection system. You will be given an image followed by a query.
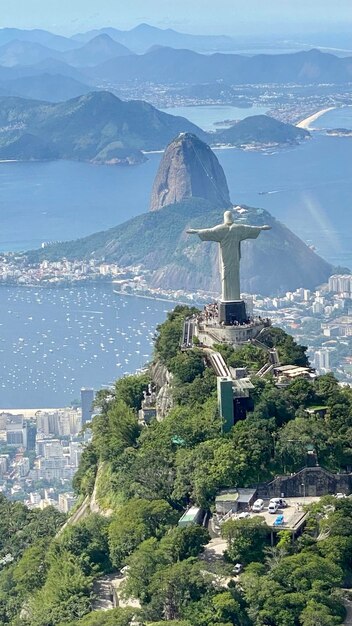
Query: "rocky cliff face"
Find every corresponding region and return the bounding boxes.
[149,132,231,211]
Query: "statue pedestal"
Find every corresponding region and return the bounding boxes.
[219,300,247,325]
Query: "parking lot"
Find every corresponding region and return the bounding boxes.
[229,496,322,531]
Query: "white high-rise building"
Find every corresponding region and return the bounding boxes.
[314,349,331,373]
[328,275,352,295]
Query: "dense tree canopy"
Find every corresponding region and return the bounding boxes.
[2,309,352,626]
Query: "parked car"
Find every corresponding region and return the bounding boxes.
[268,501,279,514]
[233,563,243,575]
[252,498,264,512]
[273,514,284,527]
[335,493,346,499]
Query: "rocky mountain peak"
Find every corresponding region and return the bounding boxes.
[149,132,231,211]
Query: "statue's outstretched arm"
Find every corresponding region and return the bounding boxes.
[239,224,271,240]
[186,224,224,242]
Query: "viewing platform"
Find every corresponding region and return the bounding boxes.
[190,302,271,349]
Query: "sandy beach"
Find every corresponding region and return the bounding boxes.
[296,107,335,130]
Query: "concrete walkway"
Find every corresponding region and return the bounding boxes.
[92,574,141,612]
[92,575,116,611]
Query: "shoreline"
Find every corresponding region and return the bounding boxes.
[296,107,336,130]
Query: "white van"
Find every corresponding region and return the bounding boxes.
[268,501,279,514]
[252,499,264,512]
[270,498,287,508]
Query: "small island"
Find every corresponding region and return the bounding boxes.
[213,114,310,148]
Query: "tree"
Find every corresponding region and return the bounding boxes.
[61,607,137,626]
[300,600,342,626]
[260,327,309,367]
[28,551,93,626]
[160,525,210,562]
[12,539,50,596]
[155,306,199,368]
[115,372,151,411]
[56,514,111,575]
[124,538,165,603]
[271,552,343,593]
[148,558,208,621]
[170,349,205,384]
[92,400,141,462]
[172,367,217,406]
[108,499,177,568]
[221,517,270,565]
[173,439,247,508]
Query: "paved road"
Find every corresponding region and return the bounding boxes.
[202,537,227,563]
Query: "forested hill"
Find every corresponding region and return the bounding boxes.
[1,307,352,624]
[0,91,309,164]
[0,91,207,164]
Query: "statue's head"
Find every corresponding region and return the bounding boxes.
[224,210,234,225]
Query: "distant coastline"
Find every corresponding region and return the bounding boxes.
[296,107,336,130]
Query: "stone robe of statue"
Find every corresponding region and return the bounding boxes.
[187,210,271,302]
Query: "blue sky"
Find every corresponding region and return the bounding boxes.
[1,0,351,36]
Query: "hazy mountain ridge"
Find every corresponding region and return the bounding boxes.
[0,91,309,162]
[71,23,238,53]
[0,34,132,68]
[0,91,208,163]
[0,73,91,102]
[88,47,352,84]
[0,27,81,51]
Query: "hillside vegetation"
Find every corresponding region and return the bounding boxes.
[1,307,352,624]
[0,91,207,163]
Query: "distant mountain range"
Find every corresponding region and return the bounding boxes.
[71,23,238,53]
[0,91,309,163]
[88,47,352,85]
[1,25,350,57]
[0,28,80,51]
[26,134,333,295]
[0,34,132,68]
[0,26,350,94]
[0,91,207,163]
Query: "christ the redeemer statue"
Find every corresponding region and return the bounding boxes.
[187,210,271,302]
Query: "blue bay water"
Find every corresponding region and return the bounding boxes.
[311,106,352,130]
[0,105,351,407]
[0,285,174,408]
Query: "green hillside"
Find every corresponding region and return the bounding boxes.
[1,309,352,625]
[0,91,208,163]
